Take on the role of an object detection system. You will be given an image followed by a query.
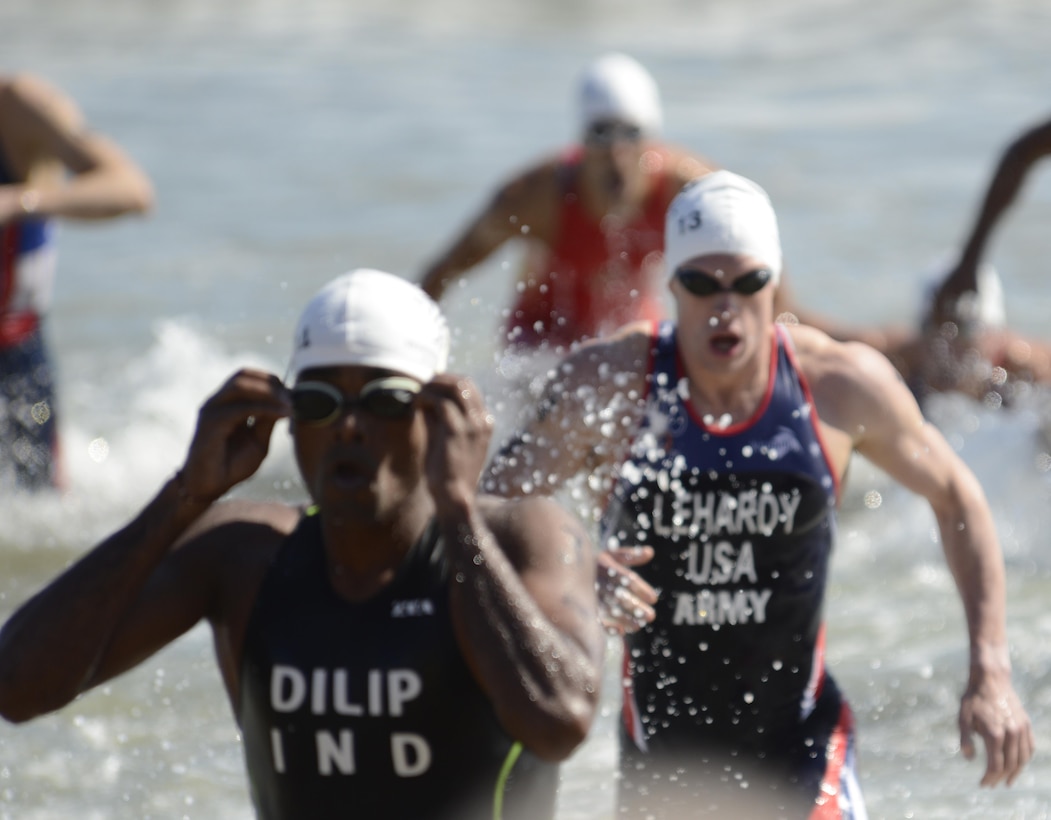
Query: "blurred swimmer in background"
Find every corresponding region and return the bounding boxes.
[0,72,153,490]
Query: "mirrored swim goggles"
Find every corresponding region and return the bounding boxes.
[674,266,773,297]
[290,377,421,425]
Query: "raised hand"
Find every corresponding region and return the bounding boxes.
[416,374,495,510]
[178,369,291,503]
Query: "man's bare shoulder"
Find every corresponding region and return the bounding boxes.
[528,324,653,442]
[786,323,913,430]
[788,323,900,382]
[0,74,80,132]
[485,153,566,239]
[0,74,45,109]
[477,492,567,528]
[476,494,588,566]
[546,321,651,399]
[189,496,299,528]
[651,141,718,186]
[493,152,566,201]
[559,322,654,382]
[177,498,302,560]
[164,500,303,623]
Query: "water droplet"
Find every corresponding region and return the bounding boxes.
[87,437,110,463]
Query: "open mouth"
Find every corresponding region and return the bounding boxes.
[327,456,372,489]
[709,332,741,356]
[603,168,626,198]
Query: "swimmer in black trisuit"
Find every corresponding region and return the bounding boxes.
[0,269,604,819]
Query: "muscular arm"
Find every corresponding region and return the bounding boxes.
[815,339,1034,786]
[442,496,604,761]
[0,479,218,722]
[419,162,556,301]
[483,328,659,634]
[418,370,609,756]
[933,117,1051,317]
[483,327,651,504]
[0,74,154,224]
[0,369,291,723]
[417,373,603,759]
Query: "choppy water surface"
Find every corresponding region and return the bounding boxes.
[1,1,1050,817]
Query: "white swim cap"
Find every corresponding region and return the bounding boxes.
[288,269,449,383]
[664,170,783,282]
[921,255,1006,329]
[959,263,1006,327]
[578,53,663,136]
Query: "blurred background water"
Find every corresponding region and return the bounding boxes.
[1,0,1050,817]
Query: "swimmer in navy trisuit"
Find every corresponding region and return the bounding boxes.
[0,270,604,819]
[485,172,1034,817]
[0,73,153,490]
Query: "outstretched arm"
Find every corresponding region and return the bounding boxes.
[0,369,290,723]
[483,326,651,502]
[482,328,659,636]
[836,345,1034,786]
[419,164,554,302]
[932,116,1051,319]
[0,74,154,224]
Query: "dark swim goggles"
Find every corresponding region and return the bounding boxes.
[585,120,643,145]
[290,377,421,425]
[675,267,773,297]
